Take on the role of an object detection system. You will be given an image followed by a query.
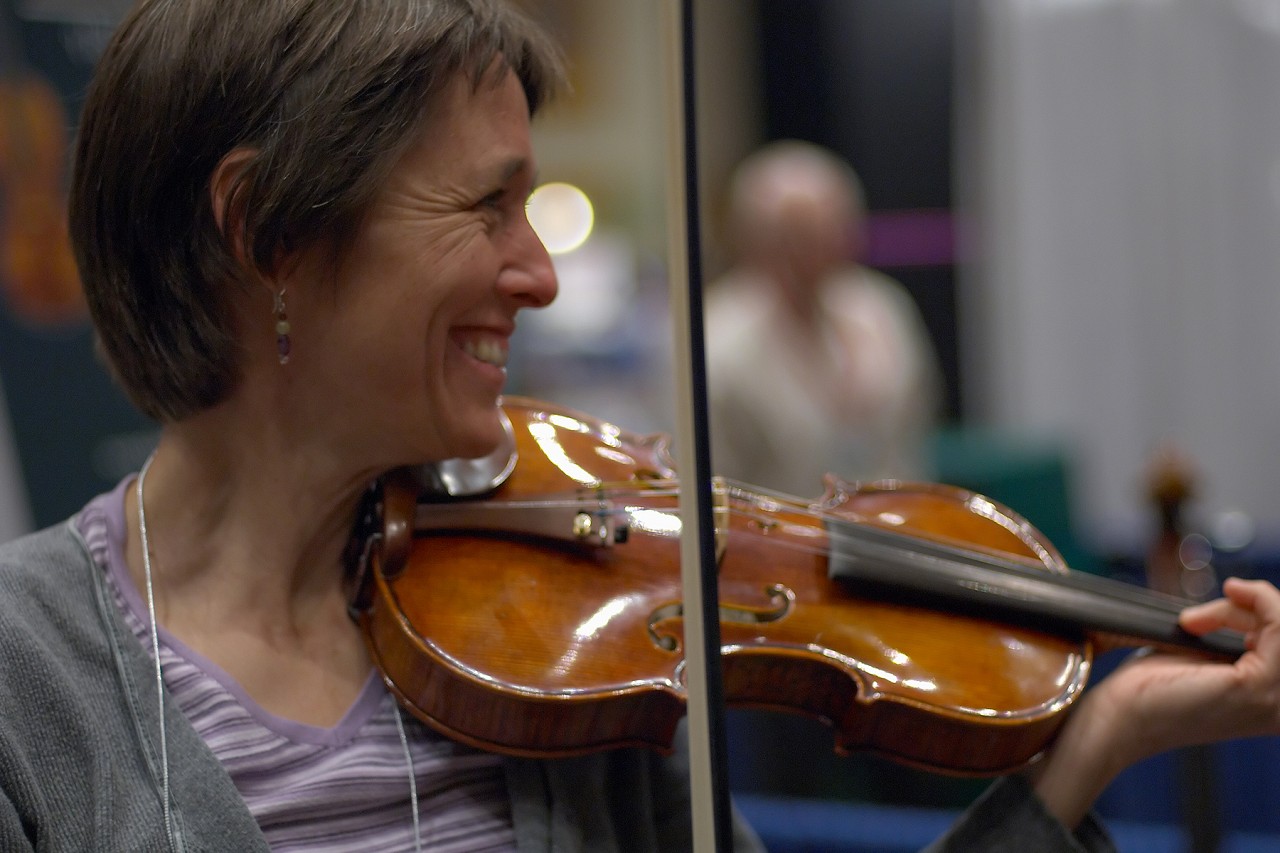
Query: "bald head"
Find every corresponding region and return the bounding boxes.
[728,140,866,277]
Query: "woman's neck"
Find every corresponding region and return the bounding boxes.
[123,411,380,725]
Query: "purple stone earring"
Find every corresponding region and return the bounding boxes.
[273,288,291,365]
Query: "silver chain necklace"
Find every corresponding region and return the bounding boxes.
[135,454,422,851]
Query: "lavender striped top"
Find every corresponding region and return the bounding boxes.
[76,478,517,851]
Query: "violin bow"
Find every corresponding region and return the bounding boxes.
[660,0,734,849]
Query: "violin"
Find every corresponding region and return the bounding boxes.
[345,397,1245,777]
[0,15,84,325]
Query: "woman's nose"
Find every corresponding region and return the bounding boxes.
[502,217,558,309]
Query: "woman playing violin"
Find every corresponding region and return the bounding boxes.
[0,0,1277,850]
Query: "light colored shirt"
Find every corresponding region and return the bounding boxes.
[706,265,940,498]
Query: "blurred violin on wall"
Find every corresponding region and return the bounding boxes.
[346,397,1244,777]
[0,6,84,325]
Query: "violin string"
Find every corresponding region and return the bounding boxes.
[416,480,1237,657]
[809,512,1189,616]
[431,483,1190,621]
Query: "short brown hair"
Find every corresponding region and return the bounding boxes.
[69,0,564,421]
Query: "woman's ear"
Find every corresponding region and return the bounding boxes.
[209,147,258,264]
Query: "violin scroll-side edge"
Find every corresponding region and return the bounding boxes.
[345,467,420,614]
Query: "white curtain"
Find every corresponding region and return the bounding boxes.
[958,0,1280,549]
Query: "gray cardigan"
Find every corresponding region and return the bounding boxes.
[0,520,1107,852]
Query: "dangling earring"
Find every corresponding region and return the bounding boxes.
[273,288,291,365]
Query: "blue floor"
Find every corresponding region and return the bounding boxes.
[736,794,1280,852]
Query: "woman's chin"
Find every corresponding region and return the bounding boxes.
[445,408,508,461]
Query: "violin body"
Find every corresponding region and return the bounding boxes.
[350,397,1096,775]
[0,74,84,323]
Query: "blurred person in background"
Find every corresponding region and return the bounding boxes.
[700,139,952,802]
[705,140,941,498]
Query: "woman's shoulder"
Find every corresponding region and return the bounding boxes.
[0,520,91,585]
[0,520,101,639]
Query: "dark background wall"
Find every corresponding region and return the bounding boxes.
[755,0,960,422]
[0,1,153,529]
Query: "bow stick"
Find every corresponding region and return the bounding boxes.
[660,0,734,849]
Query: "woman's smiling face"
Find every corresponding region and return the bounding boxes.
[290,64,558,467]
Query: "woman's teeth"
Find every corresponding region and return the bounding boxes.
[463,338,507,368]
